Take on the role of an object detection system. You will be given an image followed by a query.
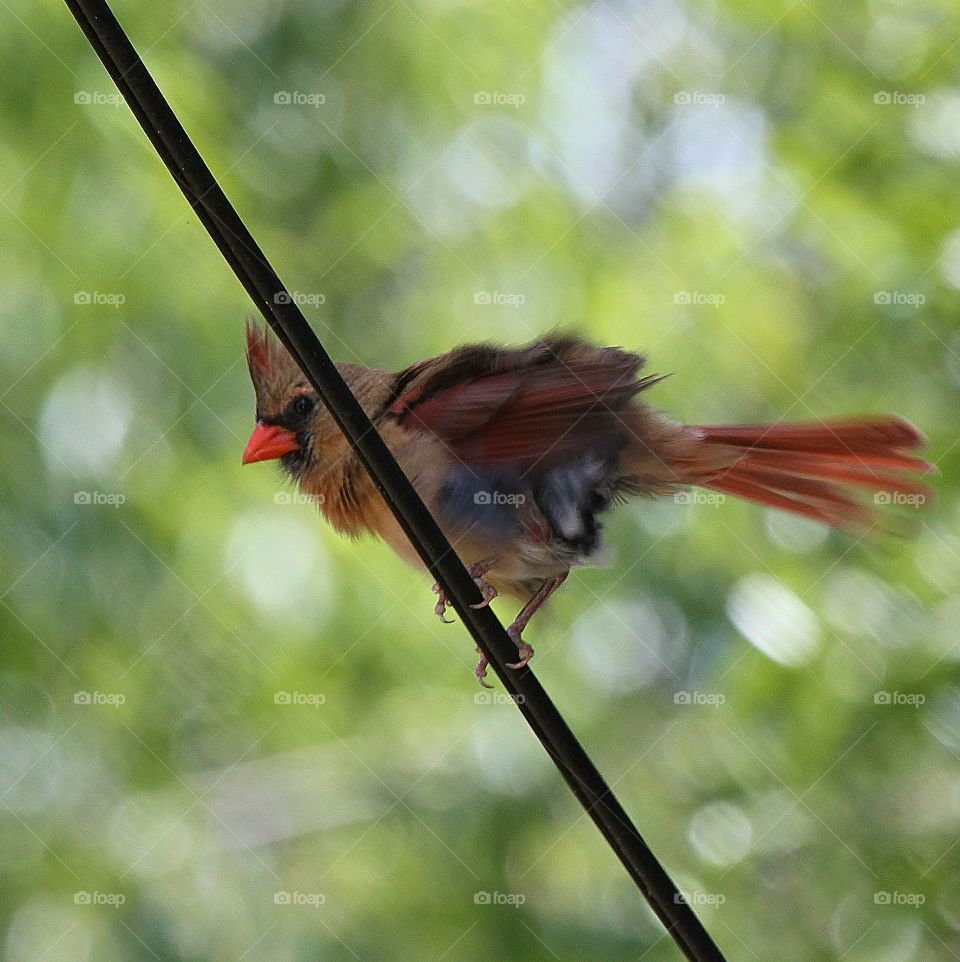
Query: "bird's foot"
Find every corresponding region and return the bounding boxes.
[506,624,535,670]
[431,560,498,623]
[473,632,531,685]
[431,583,454,623]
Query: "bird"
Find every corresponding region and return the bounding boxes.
[241,323,933,684]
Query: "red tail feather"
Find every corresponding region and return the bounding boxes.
[687,416,933,532]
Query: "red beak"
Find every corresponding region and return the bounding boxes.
[242,422,300,464]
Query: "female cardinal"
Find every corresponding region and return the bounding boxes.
[242,324,932,683]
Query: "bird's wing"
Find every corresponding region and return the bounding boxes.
[387,337,659,476]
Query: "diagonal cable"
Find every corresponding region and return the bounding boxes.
[59,3,728,959]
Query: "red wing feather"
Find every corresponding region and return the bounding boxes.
[395,372,522,441]
[391,339,658,474]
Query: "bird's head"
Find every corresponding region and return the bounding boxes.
[242,321,320,479]
[241,322,392,489]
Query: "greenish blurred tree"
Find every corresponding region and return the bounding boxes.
[1,0,959,959]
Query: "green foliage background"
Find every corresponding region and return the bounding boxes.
[2,0,960,959]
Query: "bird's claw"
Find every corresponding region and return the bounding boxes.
[506,625,535,670]
[474,635,532,685]
[432,583,454,623]
[469,575,497,609]
[432,562,498,623]
[474,649,493,688]
[507,639,535,670]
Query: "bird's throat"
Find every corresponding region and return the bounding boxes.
[298,452,380,538]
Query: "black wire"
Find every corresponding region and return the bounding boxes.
[61,3,729,959]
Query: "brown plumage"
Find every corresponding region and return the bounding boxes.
[243,324,934,683]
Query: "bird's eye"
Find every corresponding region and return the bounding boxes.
[292,395,315,417]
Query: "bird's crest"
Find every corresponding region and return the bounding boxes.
[245,320,304,383]
[245,319,278,380]
[244,320,308,417]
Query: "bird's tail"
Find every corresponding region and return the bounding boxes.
[678,415,934,531]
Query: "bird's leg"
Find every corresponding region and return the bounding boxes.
[505,572,569,670]
[432,557,499,624]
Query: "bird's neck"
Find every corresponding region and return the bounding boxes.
[301,362,395,538]
[304,449,381,538]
